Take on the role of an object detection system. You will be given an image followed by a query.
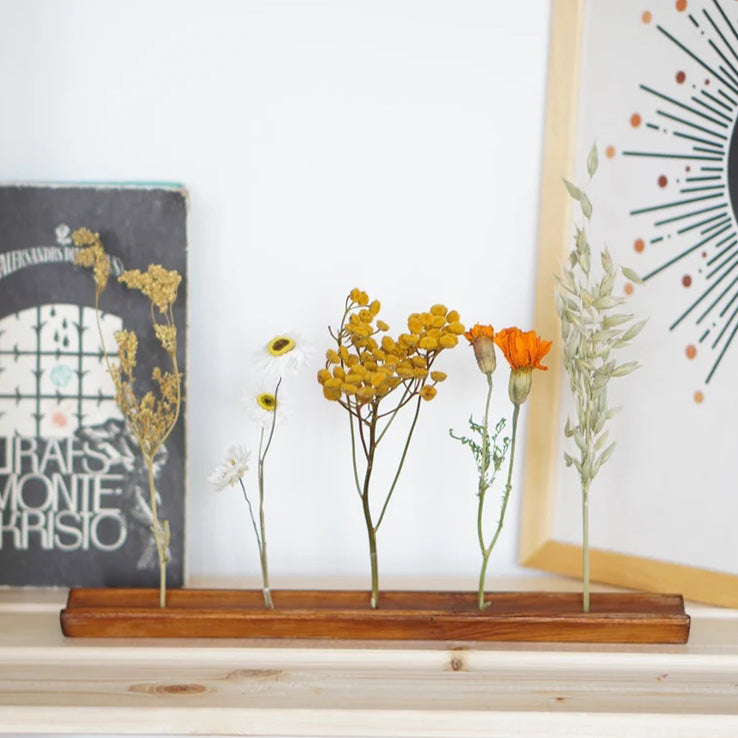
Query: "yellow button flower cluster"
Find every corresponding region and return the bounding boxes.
[319,288,465,405]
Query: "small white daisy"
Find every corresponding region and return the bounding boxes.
[243,382,288,429]
[255,332,311,379]
[208,444,251,491]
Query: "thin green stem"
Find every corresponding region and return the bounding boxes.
[359,411,379,609]
[477,402,520,611]
[256,379,281,611]
[476,374,494,554]
[146,455,168,608]
[374,394,422,532]
[582,483,590,613]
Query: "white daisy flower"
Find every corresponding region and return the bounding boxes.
[255,332,311,379]
[243,382,288,429]
[208,444,251,491]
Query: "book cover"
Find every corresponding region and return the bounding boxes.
[0,184,187,587]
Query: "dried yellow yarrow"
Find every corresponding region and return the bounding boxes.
[318,288,464,405]
[73,228,111,294]
[120,264,181,314]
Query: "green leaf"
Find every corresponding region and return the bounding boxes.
[580,192,593,220]
[563,179,583,201]
[587,144,598,178]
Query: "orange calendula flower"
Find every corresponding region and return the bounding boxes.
[493,327,551,372]
[464,324,496,376]
[494,327,552,404]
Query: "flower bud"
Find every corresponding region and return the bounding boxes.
[509,369,532,405]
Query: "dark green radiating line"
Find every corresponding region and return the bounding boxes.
[674,130,725,148]
[705,320,738,384]
[673,262,738,328]
[713,0,738,52]
[706,6,738,75]
[685,175,722,181]
[701,216,732,235]
[713,231,735,250]
[704,6,738,78]
[694,146,726,155]
[623,151,721,161]
[678,212,727,233]
[700,328,711,342]
[642,84,729,128]
[707,307,738,383]
[719,64,738,88]
[683,265,738,327]
[658,110,728,139]
[701,89,735,112]
[707,239,738,265]
[719,89,738,105]
[697,270,738,322]
[701,166,725,170]
[706,244,737,273]
[680,184,726,193]
[646,122,660,130]
[689,13,700,27]
[651,236,664,244]
[718,288,738,320]
[707,240,737,269]
[645,224,733,280]
[657,24,738,95]
[692,94,733,122]
[655,202,727,225]
[631,192,722,215]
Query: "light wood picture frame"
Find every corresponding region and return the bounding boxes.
[520,0,738,608]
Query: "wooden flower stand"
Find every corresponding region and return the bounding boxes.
[60,588,690,643]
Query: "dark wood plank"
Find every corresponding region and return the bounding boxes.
[60,589,691,643]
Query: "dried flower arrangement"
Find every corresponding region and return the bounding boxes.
[208,334,310,608]
[556,145,645,612]
[74,228,183,608]
[318,288,465,609]
[452,325,551,610]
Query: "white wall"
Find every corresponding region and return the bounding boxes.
[0,0,552,590]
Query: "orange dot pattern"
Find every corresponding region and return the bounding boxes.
[642,10,652,23]
[694,390,704,404]
[606,145,616,158]
[686,345,697,359]
[624,283,634,295]
[676,0,687,10]
[634,238,645,253]
[630,113,642,127]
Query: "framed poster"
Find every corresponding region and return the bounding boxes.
[520,0,738,607]
[0,184,187,587]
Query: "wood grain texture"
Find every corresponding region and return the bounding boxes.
[60,588,690,643]
[1,582,736,736]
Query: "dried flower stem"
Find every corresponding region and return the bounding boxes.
[321,289,463,608]
[558,145,644,612]
[74,229,182,609]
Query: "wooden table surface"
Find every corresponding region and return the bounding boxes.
[1,577,737,737]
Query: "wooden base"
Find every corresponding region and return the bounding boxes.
[60,588,690,643]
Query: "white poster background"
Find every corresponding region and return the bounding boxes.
[552,0,738,574]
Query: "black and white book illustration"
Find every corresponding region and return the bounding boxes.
[0,185,187,587]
